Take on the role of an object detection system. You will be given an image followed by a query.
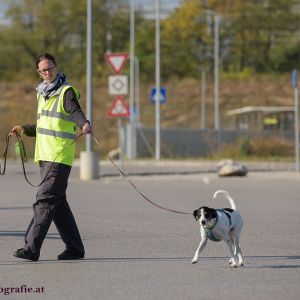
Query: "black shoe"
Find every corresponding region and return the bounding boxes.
[57,249,84,260]
[13,248,39,261]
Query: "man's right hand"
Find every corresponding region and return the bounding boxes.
[9,125,23,136]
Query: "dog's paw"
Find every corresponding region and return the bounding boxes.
[191,258,198,264]
[229,261,238,268]
[237,261,244,267]
[229,259,238,268]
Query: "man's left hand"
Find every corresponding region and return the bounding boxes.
[82,122,92,134]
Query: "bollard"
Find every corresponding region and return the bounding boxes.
[79,151,99,180]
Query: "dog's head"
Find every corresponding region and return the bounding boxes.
[193,206,217,227]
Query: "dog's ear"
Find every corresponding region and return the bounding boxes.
[209,208,217,219]
[193,209,200,221]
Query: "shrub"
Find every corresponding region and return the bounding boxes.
[219,137,294,159]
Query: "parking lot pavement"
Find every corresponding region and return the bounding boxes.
[0,161,300,300]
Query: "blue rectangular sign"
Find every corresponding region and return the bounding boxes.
[151,87,167,103]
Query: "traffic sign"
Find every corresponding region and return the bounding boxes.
[151,87,167,103]
[108,75,128,95]
[105,52,128,74]
[107,96,130,117]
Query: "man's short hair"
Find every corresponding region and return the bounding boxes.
[35,53,56,69]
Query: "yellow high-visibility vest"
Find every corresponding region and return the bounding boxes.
[35,85,79,166]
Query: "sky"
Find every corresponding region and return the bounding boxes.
[135,0,181,6]
[0,0,182,24]
[134,0,182,18]
[0,1,9,25]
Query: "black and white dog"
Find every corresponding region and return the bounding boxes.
[191,190,244,267]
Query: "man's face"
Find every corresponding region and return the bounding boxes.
[37,59,58,84]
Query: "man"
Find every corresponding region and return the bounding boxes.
[10,53,91,261]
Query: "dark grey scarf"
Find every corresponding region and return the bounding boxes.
[36,73,67,99]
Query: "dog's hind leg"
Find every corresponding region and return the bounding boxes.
[232,228,244,266]
[228,235,236,266]
[237,247,244,266]
[191,238,208,264]
[233,236,244,266]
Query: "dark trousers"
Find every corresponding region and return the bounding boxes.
[24,162,84,258]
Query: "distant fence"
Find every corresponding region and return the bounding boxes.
[1,127,295,160]
[127,127,295,158]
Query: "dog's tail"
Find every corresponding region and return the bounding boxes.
[213,190,237,210]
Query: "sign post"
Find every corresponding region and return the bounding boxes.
[107,96,130,169]
[155,0,161,161]
[105,52,130,165]
[129,0,135,160]
[292,69,299,172]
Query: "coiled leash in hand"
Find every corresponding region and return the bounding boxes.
[1,132,191,215]
[0,132,85,187]
[0,134,11,176]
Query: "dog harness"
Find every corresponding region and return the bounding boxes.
[205,209,232,242]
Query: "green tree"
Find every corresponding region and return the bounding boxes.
[0,0,109,80]
[135,19,156,81]
[212,0,300,72]
[2,0,300,81]
[160,0,205,79]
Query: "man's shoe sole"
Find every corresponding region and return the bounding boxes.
[13,251,39,261]
[57,255,84,260]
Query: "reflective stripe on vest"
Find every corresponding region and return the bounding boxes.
[37,127,76,140]
[37,95,73,122]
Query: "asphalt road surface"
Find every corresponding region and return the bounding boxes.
[0,162,299,300]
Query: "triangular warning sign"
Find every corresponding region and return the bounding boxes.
[105,52,128,74]
[107,96,130,117]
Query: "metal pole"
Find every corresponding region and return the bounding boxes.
[79,0,99,180]
[214,14,221,155]
[128,0,136,159]
[294,85,299,172]
[117,118,124,171]
[106,0,112,53]
[155,0,161,161]
[86,0,93,152]
[135,56,140,124]
[214,15,220,130]
[200,69,206,129]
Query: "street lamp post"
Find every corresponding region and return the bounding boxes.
[214,14,220,131]
[214,14,221,154]
[292,69,299,172]
[155,0,161,161]
[128,0,136,159]
[80,0,99,180]
[200,69,206,129]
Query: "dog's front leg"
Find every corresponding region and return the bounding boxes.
[225,238,237,267]
[191,238,208,264]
